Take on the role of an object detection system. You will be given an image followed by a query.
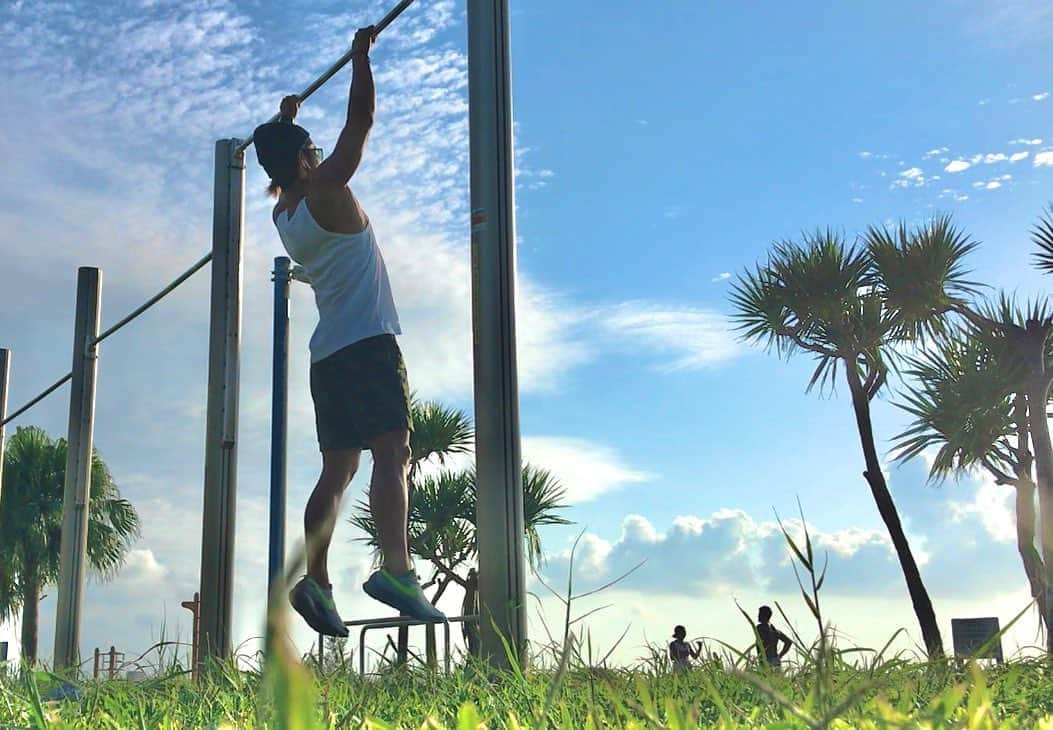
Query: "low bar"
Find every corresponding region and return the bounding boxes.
[91,252,213,347]
[1,372,72,428]
[234,0,418,154]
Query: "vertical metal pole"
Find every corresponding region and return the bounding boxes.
[269,258,291,599]
[53,267,102,673]
[199,139,245,666]
[467,0,527,669]
[0,348,9,511]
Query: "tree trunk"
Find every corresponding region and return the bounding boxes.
[20,575,39,667]
[1027,379,1053,653]
[1014,479,1047,626]
[462,568,480,657]
[1010,392,1047,628]
[846,364,945,658]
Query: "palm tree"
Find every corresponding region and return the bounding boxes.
[350,430,572,658]
[730,216,980,658]
[894,328,1046,627]
[0,426,140,665]
[1033,204,1053,275]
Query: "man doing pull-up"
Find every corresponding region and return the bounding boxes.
[252,26,445,636]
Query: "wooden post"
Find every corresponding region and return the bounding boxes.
[181,592,201,681]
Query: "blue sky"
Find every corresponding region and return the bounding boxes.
[1,0,1052,668]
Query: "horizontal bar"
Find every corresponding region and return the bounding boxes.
[345,613,478,629]
[234,0,417,155]
[1,372,72,427]
[91,252,213,347]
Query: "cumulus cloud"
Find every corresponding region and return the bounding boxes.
[1035,151,1053,167]
[945,160,972,173]
[1034,92,1050,101]
[593,302,745,371]
[539,460,1029,603]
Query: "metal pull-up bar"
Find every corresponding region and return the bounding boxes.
[234,0,417,155]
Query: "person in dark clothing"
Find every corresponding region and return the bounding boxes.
[755,605,792,668]
[669,625,702,671]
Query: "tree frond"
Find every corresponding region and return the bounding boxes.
[892,328,1016,481]
[1032,204,1053,275]
[865,215,982,345]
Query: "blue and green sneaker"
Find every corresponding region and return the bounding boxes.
[363,569,447,622]
[289,577,349,637]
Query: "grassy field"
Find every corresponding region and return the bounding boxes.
[2,650,1053,728]
[4,521,1049,728]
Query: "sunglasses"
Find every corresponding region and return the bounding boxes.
[302,141,324,163]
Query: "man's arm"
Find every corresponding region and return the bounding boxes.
[777,630,792,658]
[314,27,376,188]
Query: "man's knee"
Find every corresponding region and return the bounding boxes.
[370,430,411,470]
[320,449,360,490]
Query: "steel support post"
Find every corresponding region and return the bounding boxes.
[53,267,102,673]
[268,257,291,598]
[0,349,9,512]
[199,139,245,665]
[466,0,527,669]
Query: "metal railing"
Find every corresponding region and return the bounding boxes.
[317,614,479,675]
[0,251,212,429]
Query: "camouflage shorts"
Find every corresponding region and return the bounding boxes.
[309,334,412,451]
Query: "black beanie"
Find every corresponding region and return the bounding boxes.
[253,119,311,188]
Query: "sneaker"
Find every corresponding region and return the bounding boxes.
[363,569,447,623]
[289,577,349,637]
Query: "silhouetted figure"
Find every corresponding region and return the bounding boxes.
[668,625,702,671]
[462,568,480,657]
[756,605,792,668]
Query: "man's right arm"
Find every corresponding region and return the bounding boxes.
[315,27,376,188]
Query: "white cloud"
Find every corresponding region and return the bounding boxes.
[595,302,744,371]
[522,437,652,504]
[1034,92,1050,101]
[900,167,924,179]
[983,153,1008,164]
[1010,151,1030,162]
[1035,150,1053,167]
[922,147,949,159]
[711,272,732,283]
[1010,138,1043,145]
[944,160,971,173]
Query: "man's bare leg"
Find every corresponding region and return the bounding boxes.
[305,448,360,587]
[367,429,413,575]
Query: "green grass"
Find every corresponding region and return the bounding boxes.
[2,653,1053,728]
[3,515,1049,728]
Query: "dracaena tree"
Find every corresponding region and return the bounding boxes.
[894,328,1046,628]
[730,215,981,658]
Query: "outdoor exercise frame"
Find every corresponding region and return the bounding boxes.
[0,0,524,674]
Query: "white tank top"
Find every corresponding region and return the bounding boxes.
[274,200,401,363]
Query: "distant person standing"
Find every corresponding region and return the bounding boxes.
[669,625,702,671]
[756,605,792,668]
